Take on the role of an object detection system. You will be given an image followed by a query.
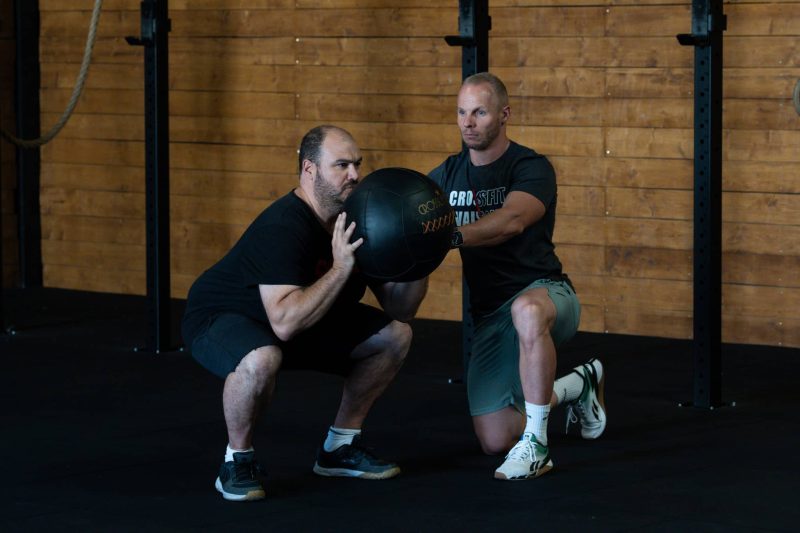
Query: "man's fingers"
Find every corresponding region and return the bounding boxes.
[334,212,347,230]
[344,220,357,238]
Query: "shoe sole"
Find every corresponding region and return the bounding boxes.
[494,460,554,481]
[313,463,401,480]
[582,363,607,440]
[215,477,266,501]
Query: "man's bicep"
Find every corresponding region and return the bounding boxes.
[510,156,556,206]
[503,190,546,227]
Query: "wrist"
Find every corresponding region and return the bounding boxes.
[451,228,464,249]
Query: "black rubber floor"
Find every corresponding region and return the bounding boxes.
[2,288,798,532]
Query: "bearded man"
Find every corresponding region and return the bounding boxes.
[183,125,428,501]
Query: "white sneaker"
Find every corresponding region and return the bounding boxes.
[494,434,553,481]
[565,358,607,439]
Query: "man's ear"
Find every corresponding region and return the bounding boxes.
[301,158,316,177]
[501,105,511,125]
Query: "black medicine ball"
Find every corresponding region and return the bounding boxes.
[343,167,455,282]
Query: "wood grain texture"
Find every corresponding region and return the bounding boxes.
[30,1,800,348]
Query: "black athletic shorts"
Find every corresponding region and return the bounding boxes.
[188,303,393,379]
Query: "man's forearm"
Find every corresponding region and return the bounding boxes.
[459,207,527,247]
[261,266,351,341]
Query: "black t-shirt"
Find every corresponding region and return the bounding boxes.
[182,191,368,345]
[429,141,566,317]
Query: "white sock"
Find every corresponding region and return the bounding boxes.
[554,369,586,406]
[523,402,550,446]
[225,444,254,462]
[323,426,361,452]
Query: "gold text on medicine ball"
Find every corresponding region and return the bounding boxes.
[421,211,455,234]
[417,196,446,215]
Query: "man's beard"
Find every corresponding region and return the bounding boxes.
[463,119,501,151]
[313,169,354,215]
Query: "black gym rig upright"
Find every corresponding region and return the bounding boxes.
[445,0,491,377]
[127,0,173,353]
[678,0,727,409]
[2,0,43,335]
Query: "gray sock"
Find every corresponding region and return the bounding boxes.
[323,426,361,452]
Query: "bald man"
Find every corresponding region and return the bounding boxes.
[429,73,606,480]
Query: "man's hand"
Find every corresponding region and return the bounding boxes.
[259,213,363,341]
[331,212,363,273]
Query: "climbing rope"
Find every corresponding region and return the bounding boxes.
[1,0,103,149]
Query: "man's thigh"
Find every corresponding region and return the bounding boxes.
[465,279,580,416]
[190,313,280,379]
[532,279,580,347]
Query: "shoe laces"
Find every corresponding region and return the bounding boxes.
[565,404,580,434]
[342,436,374,457]
[506,437,536,463]
[233,459,265,481]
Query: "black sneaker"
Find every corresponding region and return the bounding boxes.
[214,451,266,501]
[313,436,401,480]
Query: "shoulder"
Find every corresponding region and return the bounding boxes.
[242,192,320,249]
[255,191,313,226]
[506,142,554,177]
[508,142,549,165]
[429,150,468,183]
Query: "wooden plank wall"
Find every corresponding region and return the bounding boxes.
[0,0,17,288]
[34,0,800,348]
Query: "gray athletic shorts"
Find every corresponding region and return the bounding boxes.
[466,279,581,416]
[189,303,392,379]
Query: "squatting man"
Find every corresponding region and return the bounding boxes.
[182,125,428,501]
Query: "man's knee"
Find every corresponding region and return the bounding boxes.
[477,435,510,456]
[474,426,516,456]
[511,290,555,336]
[234,345,282,383]
[472,410,522,456]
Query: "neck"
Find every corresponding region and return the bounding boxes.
[469,138,510,166]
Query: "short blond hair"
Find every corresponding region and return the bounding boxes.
[462,72,509,109]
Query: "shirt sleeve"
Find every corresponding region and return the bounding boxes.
[509,155,557,208]
[428,160,447,187]
[239,224,316,287]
